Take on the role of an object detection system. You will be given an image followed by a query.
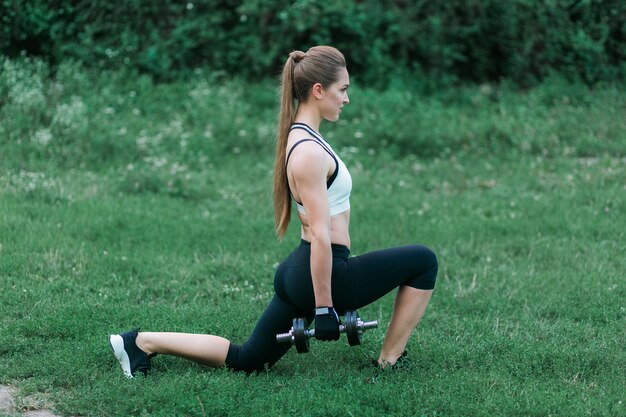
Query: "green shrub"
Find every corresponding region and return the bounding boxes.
[1,0,624,87]
[1,57,624,174]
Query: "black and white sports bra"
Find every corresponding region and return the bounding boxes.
[285,123,352,216]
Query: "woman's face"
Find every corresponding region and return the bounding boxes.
[319,67,350,122]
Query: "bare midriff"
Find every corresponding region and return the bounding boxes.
[298,210,351,248]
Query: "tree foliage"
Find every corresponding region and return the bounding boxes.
[2,0,625,86]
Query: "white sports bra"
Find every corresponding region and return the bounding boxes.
[285,123,352,216]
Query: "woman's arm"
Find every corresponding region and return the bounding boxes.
[289,143,333,307]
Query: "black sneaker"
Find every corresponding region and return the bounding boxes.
[109,329,155,378]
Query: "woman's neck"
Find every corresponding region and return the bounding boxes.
[294,103,322,132]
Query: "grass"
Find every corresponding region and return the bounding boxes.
[0,58,625,416]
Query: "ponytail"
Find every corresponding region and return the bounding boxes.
[272,52,301,239]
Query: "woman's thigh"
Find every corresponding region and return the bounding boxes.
[280,244,437,314]
[332,244,438,312]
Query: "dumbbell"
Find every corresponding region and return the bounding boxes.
[276,310,378,353]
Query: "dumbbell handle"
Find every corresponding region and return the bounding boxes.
[276,319,378,343]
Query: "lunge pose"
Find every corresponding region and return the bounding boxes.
[110,46,438,377]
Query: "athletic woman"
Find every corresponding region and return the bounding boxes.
[110,46,438,377]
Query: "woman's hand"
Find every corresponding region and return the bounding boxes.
[314,306,341,341]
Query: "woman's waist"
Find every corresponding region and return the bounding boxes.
[298,239,350,258]
[299,232,350,250]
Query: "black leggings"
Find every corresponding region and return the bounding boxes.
[225,240,438,372]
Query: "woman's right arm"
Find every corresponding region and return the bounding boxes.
[288,144,334,308]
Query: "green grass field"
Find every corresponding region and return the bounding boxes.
[0,58,625,416]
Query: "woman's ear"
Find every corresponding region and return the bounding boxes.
[311,83,324,100]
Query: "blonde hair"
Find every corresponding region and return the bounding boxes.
[272,46,346,239]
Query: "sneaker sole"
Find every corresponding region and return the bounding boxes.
[109,334,133,378]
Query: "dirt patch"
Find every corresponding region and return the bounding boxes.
[0,385,63,417]
[0,385,16,411]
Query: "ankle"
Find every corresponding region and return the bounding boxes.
[378,348,408,366]
[377,354,399,367]
[376,350,409,369]
[135,333,154,355]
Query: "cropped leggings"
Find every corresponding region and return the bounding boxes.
[225,240,438,372]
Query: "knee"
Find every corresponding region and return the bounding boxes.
[409,245,438,290]
[224,343,268,374]
[422,245,438,273]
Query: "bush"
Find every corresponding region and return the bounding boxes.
[2,57,623,175]
[1,0,625,87]
[0,58,278,171]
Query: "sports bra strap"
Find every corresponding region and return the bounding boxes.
[285,138,339,188]
[285,139,316,167]
[289,124,334,155]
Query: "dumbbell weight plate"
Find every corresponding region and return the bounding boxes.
[344,310,362,346]
[293,317,310,353]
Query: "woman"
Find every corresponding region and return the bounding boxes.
[110,46,438,377]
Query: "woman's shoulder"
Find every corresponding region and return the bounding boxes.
[287,139,328,162]
[287,129,326,157]
[287,139,332,180]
